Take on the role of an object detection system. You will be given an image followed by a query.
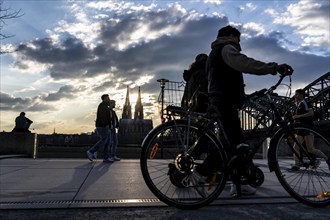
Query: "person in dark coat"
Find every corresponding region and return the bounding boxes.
[87,94,113,163]
[181,53,208,112]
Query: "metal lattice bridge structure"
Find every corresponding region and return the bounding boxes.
[241,72,330,131]
[157,71,330,133]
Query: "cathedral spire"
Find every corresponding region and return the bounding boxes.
[122,86,132,119]
[134,86,144,119]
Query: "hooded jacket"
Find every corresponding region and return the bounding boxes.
[207,36,278,108]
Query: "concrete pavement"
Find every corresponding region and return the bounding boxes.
[2,157,330,220]
[0,156,299,210]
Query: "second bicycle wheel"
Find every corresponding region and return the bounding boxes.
[140,119,228,209]
[269,123,330,207]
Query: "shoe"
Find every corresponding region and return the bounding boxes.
[311,159,321,169]
[230,184,257,196]
[87,150,94,161]
[288,165,301,171]
[103,158,114,163]
[326,159,330,170]
[111,156,121,161]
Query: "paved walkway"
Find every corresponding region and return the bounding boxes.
[0,157,296,209]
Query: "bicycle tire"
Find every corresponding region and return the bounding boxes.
[269,123,330,207]
[140,119,228,209]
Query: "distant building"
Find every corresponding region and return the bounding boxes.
[122,85,132,119]
[38,132,97,147]
[37,86,153,148]
[118,86,153,147]
[134,87,144,120]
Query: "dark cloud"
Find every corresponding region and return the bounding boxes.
[319,1,330,16]
[93,80,116,92]
[27,103,56,112]
[44,85,77,101]
[302,1,329,18]
[16,37,94,79]
[16,37,91,63]
[0,92,37,111]
[0,84,82,112]
[242,34,330,86]
[10,4,329,104]
[12,7,227,85]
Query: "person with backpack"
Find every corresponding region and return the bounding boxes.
[290,89,330,170]
[181,53,208,112]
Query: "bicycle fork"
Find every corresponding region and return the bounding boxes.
[283,128,317,168]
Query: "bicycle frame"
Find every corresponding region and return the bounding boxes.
[164,74,313,168]
[243,77,316,169]
[245,78,317,171]
[141,71,330,208]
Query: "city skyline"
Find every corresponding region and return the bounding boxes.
[1,0,329,134]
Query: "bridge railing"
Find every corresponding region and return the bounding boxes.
[156,71,329,128]
[157,79,185,120]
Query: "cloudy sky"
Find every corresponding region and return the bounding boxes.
[0,0,329,134]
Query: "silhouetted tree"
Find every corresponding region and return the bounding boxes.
[0,0,23,54]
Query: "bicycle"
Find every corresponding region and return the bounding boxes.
[140,73,330,209]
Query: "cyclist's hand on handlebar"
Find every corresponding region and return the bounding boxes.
[276,64,293,76]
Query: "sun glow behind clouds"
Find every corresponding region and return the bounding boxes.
[132,75,154,87]
[0,0,329,134]
[11,57,50,74]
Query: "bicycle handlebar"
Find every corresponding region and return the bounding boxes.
[247,69,293,99]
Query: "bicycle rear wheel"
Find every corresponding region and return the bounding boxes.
[140,119,228,209]
[269,123,330,207]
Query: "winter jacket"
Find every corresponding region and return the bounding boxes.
[207,36,278,108]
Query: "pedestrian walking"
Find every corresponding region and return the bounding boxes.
[109,99,120,161]
[87,94,114,163]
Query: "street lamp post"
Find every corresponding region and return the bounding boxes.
[157,78,169,159]
[157,78,169,123]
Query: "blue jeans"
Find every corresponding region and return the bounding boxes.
[89,127,112,159]
[111,130,118,157]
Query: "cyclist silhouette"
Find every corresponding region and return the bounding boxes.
[206,25,292,195]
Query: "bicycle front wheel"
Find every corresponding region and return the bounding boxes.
[140,119,228,209]
[269,123,330,207]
